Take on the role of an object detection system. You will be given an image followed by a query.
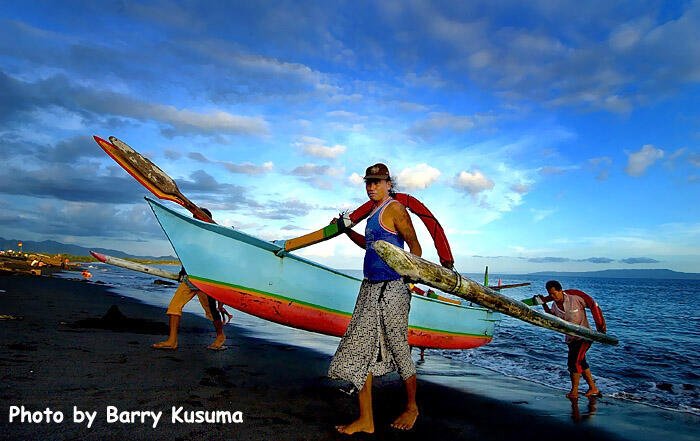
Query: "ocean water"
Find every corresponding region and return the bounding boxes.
[451,273,700,415]
[64,264,700,415]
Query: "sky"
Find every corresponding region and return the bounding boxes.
[0,0,698,273]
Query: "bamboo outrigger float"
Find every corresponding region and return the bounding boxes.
[372,240,618,345]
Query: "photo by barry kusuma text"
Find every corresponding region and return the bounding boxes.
[6,405,244,429]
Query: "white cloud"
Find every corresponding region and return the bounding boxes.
[609,18,654,50]
[596,170,610,181]
[688,152,700,167]
[348,172,363,185]
[289,163,345,177]
[326,110,364,120]
[222,161,274,175]
[540,166,564,175]
[396,163,441,190]
[531,208,555,222]
[589,156,612,166]
[186,151,273,175]
[407,111,495,140]
[624,144,664,177]
[510,184,530,194]
[123,104,269,137]
[295,136,347,159]
[454,169,494,196]
[468,50,492,69]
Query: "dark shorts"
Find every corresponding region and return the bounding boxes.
[567,340,592,374]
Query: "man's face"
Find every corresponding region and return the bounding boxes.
[365,178,391,202]
[547,286,564,302]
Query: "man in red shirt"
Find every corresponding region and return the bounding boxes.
[538,280,606,399]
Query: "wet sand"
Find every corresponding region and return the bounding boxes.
[1,274,697,440]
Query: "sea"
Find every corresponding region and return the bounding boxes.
[62,264,700,416]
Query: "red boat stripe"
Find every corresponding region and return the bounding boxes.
[190,276,492,350]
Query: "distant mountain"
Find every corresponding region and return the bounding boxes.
[0,237,176,261]
[527,269,700,280]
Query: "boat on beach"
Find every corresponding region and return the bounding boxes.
[145,197,499,350]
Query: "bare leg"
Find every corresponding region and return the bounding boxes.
[336,374,375,435]
[582,369,600,396]
[391,374,419,430]
[207,320,226,350]
[567,372,580,399]
[153,315,180,349]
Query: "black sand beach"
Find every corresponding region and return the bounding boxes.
[1,274,697,440]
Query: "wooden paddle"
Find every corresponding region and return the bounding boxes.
[276,214,354,255]
[93,136,214,223]
[95,135,351,255]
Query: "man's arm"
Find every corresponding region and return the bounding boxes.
[537,294,553,313]
[330,217,366,249]
[390,203,422,257]
[345,229,366,249]
[568,289,606,332]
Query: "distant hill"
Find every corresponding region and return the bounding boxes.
[527,269,700,280]
[0,237,176,261]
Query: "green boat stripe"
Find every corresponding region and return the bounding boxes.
[191,275,492,338]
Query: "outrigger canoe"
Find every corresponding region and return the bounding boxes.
[145,197,499,349]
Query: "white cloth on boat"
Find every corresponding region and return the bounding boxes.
[328,278,416,392]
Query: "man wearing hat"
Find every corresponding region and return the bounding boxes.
[329,163,422,434]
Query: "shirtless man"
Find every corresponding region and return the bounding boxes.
[328,163,422,434]
[538,280,606,399]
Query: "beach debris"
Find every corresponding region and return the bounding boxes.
[0,252,81,276]
[0,314,24,320]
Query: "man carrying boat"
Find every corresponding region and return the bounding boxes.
[537,280,606,399]
[328,163,422,434]
[153,208,231,351]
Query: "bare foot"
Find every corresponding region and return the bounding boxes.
[584,388,600,397]
[335,418,374,435]
[566,391,579,399]
[207,335,226,350]
[152,340,177,350]
[391,407,418,430]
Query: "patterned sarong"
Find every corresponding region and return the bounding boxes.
[328,278,416,392]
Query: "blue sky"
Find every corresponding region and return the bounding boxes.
[0,0,698,273]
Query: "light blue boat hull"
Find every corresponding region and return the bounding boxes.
[146,197,498,349]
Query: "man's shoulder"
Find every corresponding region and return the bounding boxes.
[385,199,407,215]
[564,289,588,297]
[565,289,595,306]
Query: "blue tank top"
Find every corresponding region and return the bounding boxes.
[363,199,404,282]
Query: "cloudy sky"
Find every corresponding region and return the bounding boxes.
[1,1,699,273]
